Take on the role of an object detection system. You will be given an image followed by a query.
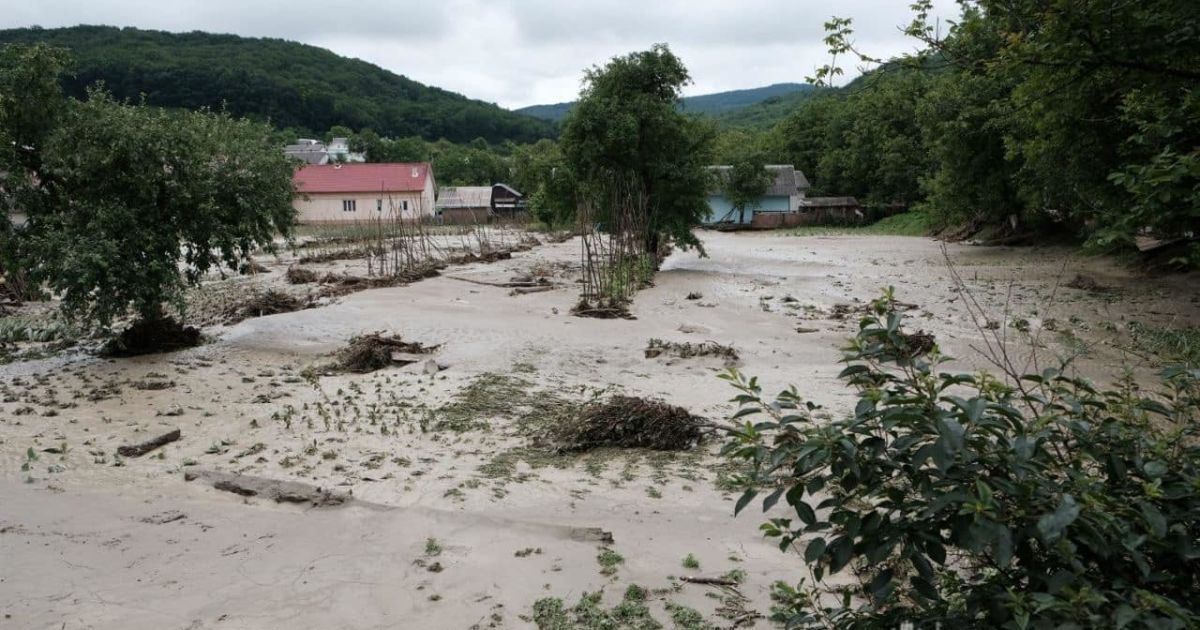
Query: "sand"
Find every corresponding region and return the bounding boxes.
[2,231,1196,629]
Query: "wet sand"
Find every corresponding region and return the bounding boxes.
[2,231,1196,629]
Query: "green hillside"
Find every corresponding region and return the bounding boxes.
[0,25,557,144]
[709,87,827,128]
[517,82,817,123]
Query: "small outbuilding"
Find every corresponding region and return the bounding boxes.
[435,183,528,224]
[435,186,493,225]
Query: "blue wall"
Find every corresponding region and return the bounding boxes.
[704,195,791,224]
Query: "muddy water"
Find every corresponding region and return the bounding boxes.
[1,231,1196,628]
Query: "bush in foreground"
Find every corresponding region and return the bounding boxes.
[723,290,1200,629]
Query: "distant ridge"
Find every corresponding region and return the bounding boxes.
[0,25,557,143]
[516,82,817,123]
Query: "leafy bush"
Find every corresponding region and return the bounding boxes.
[722,289,1200,628]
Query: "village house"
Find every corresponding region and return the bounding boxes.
[283,137,365,165]
[435,183,527,224]
[704,164,810,225]
[292,162,436,224]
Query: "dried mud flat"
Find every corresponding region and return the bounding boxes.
[1,231,1197,629]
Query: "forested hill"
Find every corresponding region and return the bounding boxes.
[0,25,557,144]
[517,82,817,123]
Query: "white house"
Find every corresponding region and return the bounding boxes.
[292,163,436,224]
[284,138,365,165]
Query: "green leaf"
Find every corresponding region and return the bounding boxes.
[1037,495,1080,543]
[805,537,827,563]
[1115,604,1137,629]
[734,490,757,516]
[761,486,786,513]
[1138,501,1167,538]
[794,500,817,526]
[868,568,894,604]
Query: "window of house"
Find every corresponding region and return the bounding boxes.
[377,199,383,212]
[342,199,356,212]
[402,200,409,211]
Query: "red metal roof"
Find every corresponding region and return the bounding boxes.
[293,163,431,194]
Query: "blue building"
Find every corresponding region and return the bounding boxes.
[704,164,811,225]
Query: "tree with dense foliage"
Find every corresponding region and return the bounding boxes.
[717,150,775,224]
[724,290,1200,628]
[768,1,1199,265]
[0,25,556,145]
[0,44,295,336]
[559,45,714,253]
[510,139,577,226]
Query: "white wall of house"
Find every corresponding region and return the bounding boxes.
[295,182,435,224]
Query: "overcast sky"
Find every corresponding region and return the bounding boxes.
[4,0,962,109]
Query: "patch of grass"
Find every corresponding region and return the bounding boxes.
[434,373,529,432]
[682,554,700,570]
[1128,321,1200,366]
[597,548,624,577]
[530,587,663,630]
[665,602,714,630]
[424,537,443,557]
[0,315,81,344]
[788,210,931,237]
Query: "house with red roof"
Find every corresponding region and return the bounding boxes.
[292,162,436,224]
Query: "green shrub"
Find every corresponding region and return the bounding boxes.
[722,289,1200,629]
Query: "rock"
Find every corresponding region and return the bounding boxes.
[677,323,711,335]
[423,359,447,375]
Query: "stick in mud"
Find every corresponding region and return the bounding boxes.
[680,575,740,586]
[117,428,181,457]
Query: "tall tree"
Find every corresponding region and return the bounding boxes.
[719,152,775,225]
[0,44,296,332]
[559,44,714,253]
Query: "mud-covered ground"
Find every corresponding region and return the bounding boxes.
[1,230,1197,629]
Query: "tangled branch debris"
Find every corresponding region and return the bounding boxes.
[102,316,202,356]
[571,298,635,320]
[1065,273,1110,293]
[335,332,439,373]
[550,395,702,452]
[898,330,936,358]
[644,338,739,365]
[224,290,310,324]
[285,266,319,284]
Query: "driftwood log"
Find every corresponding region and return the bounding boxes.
[680,575,740,587]
[117,428,181,457]
[510,285,557,295]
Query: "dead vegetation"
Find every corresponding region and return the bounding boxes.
[285,266,320,284]
[223,290,311,324]
[549,395,703,453]
[644,338,739,365]
[102,316,203,357]
[334,332,439,373]
[898,331,937,357]
[1065,273,1110,293]
[571,298,635,320]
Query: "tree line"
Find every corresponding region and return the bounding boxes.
[728,0,1199,264]
[0,25,558,145]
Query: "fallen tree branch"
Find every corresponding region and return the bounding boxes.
[510,285,558,295]
[447,275,562,290]
[117,428,181,457]
[680,575,739,586]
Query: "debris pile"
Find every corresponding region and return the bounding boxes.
[335,332,439,373]
[551,395,702,452]
[286,266,319,284]
[644,338,739,365]
[102,316,202,357]
[224,290,310,324]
